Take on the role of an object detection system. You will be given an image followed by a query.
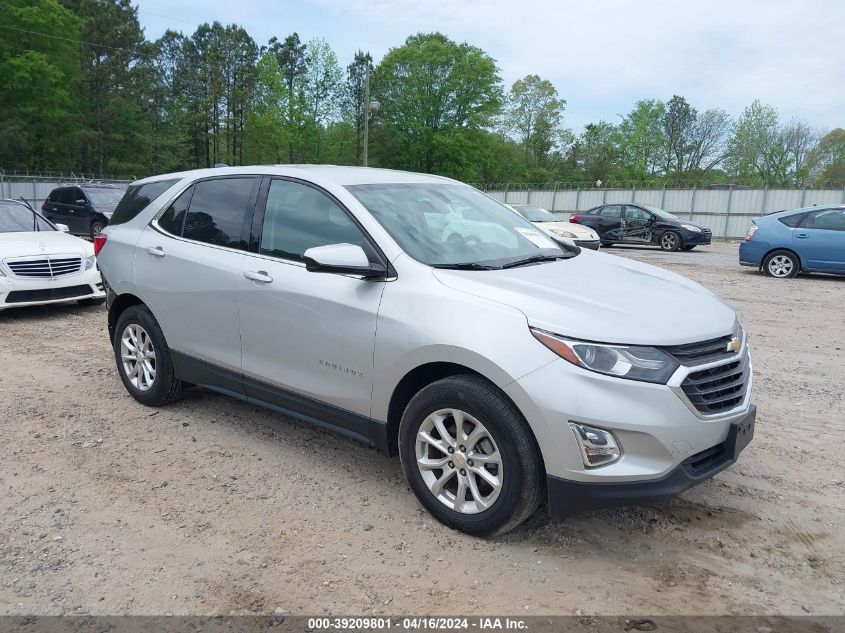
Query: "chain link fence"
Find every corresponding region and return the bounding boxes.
[0,170,134,210]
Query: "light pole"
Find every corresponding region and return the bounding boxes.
[363,64,379,167]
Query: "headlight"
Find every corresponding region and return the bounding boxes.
[530,328,680,384]
[83,255,96,270]
[681,224,701,232]
[550,228,577,239]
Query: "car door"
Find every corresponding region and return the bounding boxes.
[794,208,845,272]
[47,188,75,231]
[68,187,92,234]
[238,177,387,434]
[134,176,259,381]
[593,205,623,240]
[621,206,654,243]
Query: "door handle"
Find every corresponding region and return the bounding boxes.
[146,246,166,257]
[795,233,809,239]
[244,270,273,284]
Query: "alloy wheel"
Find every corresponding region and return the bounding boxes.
[767,255,794,277]
[660,233,678,250]
[120,323,156,391]
[415,408,503,514]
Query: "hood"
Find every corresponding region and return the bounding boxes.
[533,221,599,241]
[0,231,93,259]
[432,250,736,346]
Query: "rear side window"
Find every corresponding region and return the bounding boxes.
[157,187,193,235]
[59,189,76,204]
[183,178,256,249]
[778,213,806,228]
[600,205,622,218]
[110,179,179,226]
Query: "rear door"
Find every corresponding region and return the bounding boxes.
[592,205,623,240]
[237,177,386,429]
[134,176,259,379]
[794,208,845,271]
[67,187,92,234]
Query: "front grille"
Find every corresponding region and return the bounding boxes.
[6,257,82,278]
[681,441,729,478]
[681,349,750,415]
[663,334,735,364]
[5,284,92,304]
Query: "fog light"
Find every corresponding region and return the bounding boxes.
[569,422,622,468]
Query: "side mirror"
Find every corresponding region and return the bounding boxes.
[55,223,70,233]
[303,243,386,278]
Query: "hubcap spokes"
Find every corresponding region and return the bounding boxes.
[662,234,675,249]
[769,256,793,277]
[415,408,503,514]
[120,324,156,392]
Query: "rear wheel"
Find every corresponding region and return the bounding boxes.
[91,220,104,237]
[398,375,544,536]
[763,249,799,278]
[113,305,184,406]
[659,231,681,251]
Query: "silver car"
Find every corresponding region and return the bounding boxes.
[97,166,755,535]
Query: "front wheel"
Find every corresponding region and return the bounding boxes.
[398,375,544,536]
[763,249,799,278]
[659,231,681,251]
[113,305,184,406]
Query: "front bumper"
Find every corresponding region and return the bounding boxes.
[0,269,105,310]
[546,405,755,518]
[682,230,712,245]
[575,239,601,251]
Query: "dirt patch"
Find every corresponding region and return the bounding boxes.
[1,242,843,615]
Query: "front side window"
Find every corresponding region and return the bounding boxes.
[347,183,567,267]
[183,177,256,249]
[0,202,54,232]
[625,207,652,221]
[111,178,179,226]
[260,180,366,262]
[804,209,845,231]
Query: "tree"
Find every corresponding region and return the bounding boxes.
[573,122,620,184]
[661,95,730,181]
[341,50,373,165]
[303,38,342,158]
[266,33,309,161]
[0,0,81,171]
[504,75,566,166]
[615,99,666,180]
[810,128,845,185]
[371,32,502,178]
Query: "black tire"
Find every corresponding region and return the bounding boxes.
[601,242,615,247]
[659,231,681,251]
[762,249,800,278]
[682,245,696,251]
[398,375,544,536]
[91,220,104,237]
[113,304,184,406]
[78,297,106,306]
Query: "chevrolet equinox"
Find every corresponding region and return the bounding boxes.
[96,166,755,535]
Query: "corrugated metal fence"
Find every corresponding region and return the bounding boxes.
[486,187,845,239]
[0,172,132,210]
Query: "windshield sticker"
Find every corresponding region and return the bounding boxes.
[514,227,558,249]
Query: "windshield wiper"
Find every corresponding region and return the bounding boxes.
[431,262,496,271]
[501,253,572,269]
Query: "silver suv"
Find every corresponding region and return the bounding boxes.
[97,166,755,535]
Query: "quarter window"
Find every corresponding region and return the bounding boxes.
[183,177,256,249]
[260,180,366,262]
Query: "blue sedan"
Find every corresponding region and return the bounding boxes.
[739,205,845,278]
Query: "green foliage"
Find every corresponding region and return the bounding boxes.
[504,75,566,167]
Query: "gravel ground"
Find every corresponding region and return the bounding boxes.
[1,241,843,616]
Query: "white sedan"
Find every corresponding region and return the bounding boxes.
[509,204,601,250]
[0,200,105,311]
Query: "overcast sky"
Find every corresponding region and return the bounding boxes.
[134,0,845,132]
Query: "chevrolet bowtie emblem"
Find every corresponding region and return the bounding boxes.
[726,337,741,353]
[38,241,47,251]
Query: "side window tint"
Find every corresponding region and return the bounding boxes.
[158,187,193,236]
[110,178,179,226]
[183,178,256,249]
[59,189,75,204]
[805,209,845,231]
[260,180,366,262]
[601,205,622,218]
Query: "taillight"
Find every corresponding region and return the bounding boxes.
[41,201,46,210]
[744,224,758,242]
[569,215,582,223]
[93,233,108,256]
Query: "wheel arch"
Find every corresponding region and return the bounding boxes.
[762,246,803,272]
[108,293,145,341]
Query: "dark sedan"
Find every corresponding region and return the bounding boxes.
[569,203,712,251]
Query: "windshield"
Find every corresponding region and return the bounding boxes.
[514,205,556,222]
[0,202,55,233]
[347,183,569,268]
[638,204,678,220]
[85,188,124,208]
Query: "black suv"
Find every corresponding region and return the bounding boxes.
[42,184,125,238]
